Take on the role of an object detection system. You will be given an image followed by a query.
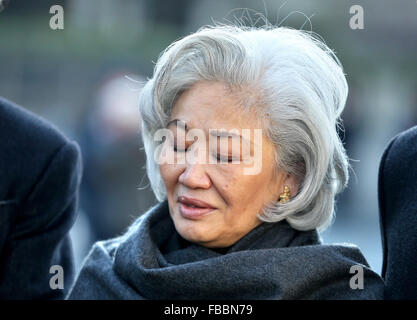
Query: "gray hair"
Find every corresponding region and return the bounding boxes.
[139,24,349,232]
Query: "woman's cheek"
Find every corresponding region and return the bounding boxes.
[159,164,177,190]
[215,169,241,203]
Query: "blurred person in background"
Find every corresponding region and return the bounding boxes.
[73,73,157,265]
[68,24,384,300]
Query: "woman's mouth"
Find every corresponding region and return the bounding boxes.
[177,196,216,219]
[178,202,216,219]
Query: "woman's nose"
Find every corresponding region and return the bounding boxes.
[178,163,212,189]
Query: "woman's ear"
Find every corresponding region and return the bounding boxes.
[283,173,301,198]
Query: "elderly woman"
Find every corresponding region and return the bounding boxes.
[68,25,384,299]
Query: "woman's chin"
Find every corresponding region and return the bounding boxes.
[174,220,215,245]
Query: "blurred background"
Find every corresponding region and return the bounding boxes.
[0,0,416,275]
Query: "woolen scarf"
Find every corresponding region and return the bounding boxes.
[67,200,384,299]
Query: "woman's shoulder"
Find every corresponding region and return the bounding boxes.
[65,236,128,299]
[66,203,166,299]
[272,242,384,299]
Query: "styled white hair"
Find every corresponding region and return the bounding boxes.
[139,24,349,232]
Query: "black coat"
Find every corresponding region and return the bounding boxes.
[378,125,417,299]
[0,97,82,299]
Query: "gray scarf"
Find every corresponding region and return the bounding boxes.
[67,200,384,299]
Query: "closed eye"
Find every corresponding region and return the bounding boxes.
[215,153,234,163]
[173,142,235,163]
[173,144,187,152]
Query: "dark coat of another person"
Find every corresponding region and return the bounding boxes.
[0,97,82,299]
[378,125,417,299]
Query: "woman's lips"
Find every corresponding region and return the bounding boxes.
[178,202,216,219]
[177,196,215,209]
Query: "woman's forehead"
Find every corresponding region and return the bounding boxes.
[167,116,262,140]
[170,101,259,132]
[168,81,265,143]
[173,81,253,115]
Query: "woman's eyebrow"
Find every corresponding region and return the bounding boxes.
[210,129,240,138]
[167,119,254,146]
[210,129,254,146]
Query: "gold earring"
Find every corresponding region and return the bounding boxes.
[277,186,291,204]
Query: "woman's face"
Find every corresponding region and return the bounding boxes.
[159,81,290,248]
